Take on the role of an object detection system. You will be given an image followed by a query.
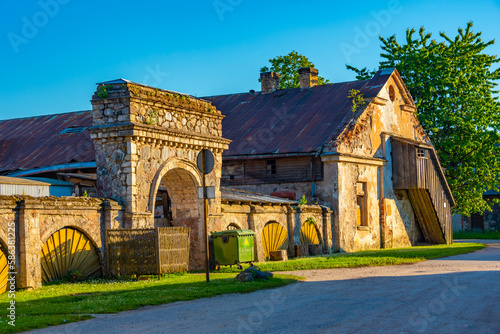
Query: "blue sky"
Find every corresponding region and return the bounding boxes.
[1,0,499,119]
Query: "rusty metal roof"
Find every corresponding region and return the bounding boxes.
[0,111,95,174]
[221,187,296,204]
[204,69,392,157]
[0,69,394,174]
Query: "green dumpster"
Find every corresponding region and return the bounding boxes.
[211,229,255,269]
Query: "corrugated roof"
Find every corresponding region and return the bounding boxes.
[0,111,95,174]
[0,70,394,174]
[204,69,392,157]
[221,187,296,204]
[0,176,73,186]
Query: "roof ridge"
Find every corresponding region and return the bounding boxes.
[0,110,92,122]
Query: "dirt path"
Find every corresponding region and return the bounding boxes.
[31,241,500,334]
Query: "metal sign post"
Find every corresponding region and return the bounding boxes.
[197,149,215,283]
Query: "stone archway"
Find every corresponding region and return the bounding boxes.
[90,79,230,270]
[149,158,205,269]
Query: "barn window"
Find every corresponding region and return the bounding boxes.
[356,182,367,227]
[221,161,244,180]
[266,159,277,176]
[417,148,426,158]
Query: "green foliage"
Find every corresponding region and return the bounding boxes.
[453,229,500,239]
[66,269,84,283]
[345,65,376,80]
[97,84,112,99]
[347,89,365,112]
[305,217,316,225]
[347,22,500,216]
[298,195,307,207]
[82,190,88,197]
[145,109,158,125]
[259,50,330,89]
[0,274,297,333]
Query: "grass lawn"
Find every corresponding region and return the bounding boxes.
[453,230,500,239]
[214,242,486,273]
[0,273,300,333]
[0,242,485,333]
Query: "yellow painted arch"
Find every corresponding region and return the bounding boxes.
[41,227,102,283]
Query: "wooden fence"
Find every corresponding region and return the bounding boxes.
[107,227,190,276]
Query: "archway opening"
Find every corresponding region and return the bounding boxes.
[300,221,321,245]
[0,242,8,294]
[40,227,102,283]
[262,221,288,260]
[158,167,203,269]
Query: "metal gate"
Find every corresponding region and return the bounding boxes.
[40,227,102,283]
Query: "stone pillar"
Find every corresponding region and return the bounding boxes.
[286,206,296,257]
[17,199,42,289]
[248,205,264,262]
[321,206,333,253]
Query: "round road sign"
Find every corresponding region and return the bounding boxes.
[197,149,215,174]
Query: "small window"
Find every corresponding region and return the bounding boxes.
[417,148,426,158]
[388,85,395,102]
[356,182,367,227]
[266,159,277,176]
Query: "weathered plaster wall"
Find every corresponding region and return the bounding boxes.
[383,140,421,247]
[319,75,426,252]
[335,163,380,251]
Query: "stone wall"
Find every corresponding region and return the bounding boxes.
[220,203,332,261]
[0,195,123,290]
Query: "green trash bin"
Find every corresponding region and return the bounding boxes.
[211,229,255,270]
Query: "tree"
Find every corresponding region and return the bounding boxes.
[347,22,500,216]
[259,50,330,89]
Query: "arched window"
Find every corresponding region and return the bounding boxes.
[226,223,240,230]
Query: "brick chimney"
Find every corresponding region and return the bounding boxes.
[260,72,280,94]
[299,67,318,89]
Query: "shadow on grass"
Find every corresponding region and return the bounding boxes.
[14,271,500,334]
[0,274,299,333]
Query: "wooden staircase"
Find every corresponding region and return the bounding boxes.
[391,137,454,244]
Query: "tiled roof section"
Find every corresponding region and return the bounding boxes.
[204,69,392,157]
[0,111,95,174]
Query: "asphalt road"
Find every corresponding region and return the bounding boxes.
[31,240,500,334]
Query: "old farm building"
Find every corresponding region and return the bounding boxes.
[0,68,454,290]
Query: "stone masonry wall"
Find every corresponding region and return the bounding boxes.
[221,203,329,261]
[90,81,230,270]
[0,195,123,290]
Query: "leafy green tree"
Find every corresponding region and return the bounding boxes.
[347,22,500,216]
[260,50,330,89]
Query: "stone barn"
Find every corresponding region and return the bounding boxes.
[207,67,455,251]
[0,67,454,290]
